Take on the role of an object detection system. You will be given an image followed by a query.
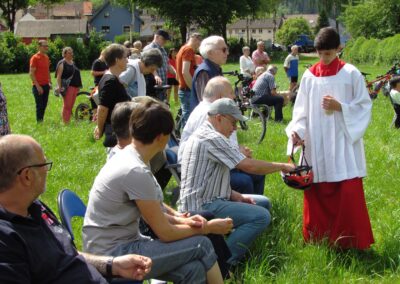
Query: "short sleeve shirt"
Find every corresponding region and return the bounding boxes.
[98,73,130,124]
[178,121,246,212]
[176,45,196,89]
[30,52,50,85]
[252,49,269,68]
[252,71,276,99]
[83,146,164,255]
[143,42,168,85]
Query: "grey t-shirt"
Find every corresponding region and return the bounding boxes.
[83,145,163,255]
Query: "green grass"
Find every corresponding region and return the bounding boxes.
[1,55,399,283]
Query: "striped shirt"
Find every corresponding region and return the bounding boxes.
[143,42,168,85]
[178,121,246,212]
[252,71,276,100]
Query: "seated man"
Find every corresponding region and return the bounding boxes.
[179,76,266,195]
[83,99,232,283]
[0,134,151,283]
[178,98,295,266]
[251,65,291,122]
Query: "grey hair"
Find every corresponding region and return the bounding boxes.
[242,46,250,53]
[267,64,278,75]
[0,135,37,192]
[202,76,231,100]
[133,40,142,49]
[141,49,163,68]
[199,36,225,59]
[62,46,73,57]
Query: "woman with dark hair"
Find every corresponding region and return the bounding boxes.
[167,48,178,104]
[286,27,374,250]
[93,44,130,148]
[55,47,82,123]
[84,99,231,283]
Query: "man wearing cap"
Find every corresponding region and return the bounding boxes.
[143,29,176,101]
[176,32,202,127]
[178,98,295,266]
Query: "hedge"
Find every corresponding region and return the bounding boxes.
[0,31,110,74]
[343,34,400,65]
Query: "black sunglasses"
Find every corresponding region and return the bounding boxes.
[17,161,53,175]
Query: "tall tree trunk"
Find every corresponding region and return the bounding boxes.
[179,24,187,45]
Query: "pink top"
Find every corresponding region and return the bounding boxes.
[252,49,270,68]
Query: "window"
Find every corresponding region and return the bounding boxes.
[268,30,272,33]
[241,29,245,33]
[123,26,130,33]
[104,12,110,18]
[101,26,110,33]
[259,29,263,33]
[252,29,256,33]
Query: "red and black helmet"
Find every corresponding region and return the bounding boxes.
[281,144,314,190]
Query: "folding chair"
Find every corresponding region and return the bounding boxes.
[57,189,142,284]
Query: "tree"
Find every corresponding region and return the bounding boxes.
[314,9,330,34]
[275,17,312,46]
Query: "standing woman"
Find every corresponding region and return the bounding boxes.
[167,48,178,104]
[55,47,82,123]
[239,46,255,78]
[0,83,10,136]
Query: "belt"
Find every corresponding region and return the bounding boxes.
[179,87,191,91]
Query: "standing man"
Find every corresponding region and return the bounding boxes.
[252,41,270,68]
[176,32,202,127]
[143,29,175,101]
[191,35,228,111]
[29,40,51,122]
[284,45,299,92]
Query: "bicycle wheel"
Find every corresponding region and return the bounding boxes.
[247,106,267,144]
[76,91,90,97]
[75,103,91,121]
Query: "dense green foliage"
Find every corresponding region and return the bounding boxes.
[343,34,400,65]
[1,55,399,282]
[0,31,109,73]
[275,17,313,46]
[314,9,330,35]
[340,0,400,39]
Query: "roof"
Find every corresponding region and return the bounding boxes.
[227,19,275,29]
[15,19,87,38]
[27,1,92,19]
[19,13,36,21]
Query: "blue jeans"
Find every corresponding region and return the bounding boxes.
[230,169,266,195]
[202,195,271,265]
[178,89,191,129]
[32,84,50,122]
[111,235,216,284]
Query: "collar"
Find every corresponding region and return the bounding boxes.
[309,57,345,77]
[204,59,222,72]
[0,200,42,222]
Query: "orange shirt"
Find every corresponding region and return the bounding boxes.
[30,52,50,85]
[176,44,196,89]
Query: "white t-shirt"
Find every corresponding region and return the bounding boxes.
[239,55,255,77]
[390,89,400,105]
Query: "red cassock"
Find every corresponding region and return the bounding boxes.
[302,58,374,249]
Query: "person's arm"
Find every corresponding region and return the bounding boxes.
[55,62,64,94]
[236,157,295,175]
[168,64,176,77]
[94,105,108,139]
[263,52,271,64]
[182,61,192,88]
[194,71,210,101]
[29,60,43,94]
[79,252,152,281]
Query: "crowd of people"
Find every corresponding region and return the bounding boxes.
[0,27,380,283]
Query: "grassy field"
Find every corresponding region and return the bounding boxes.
[1,55,399,283]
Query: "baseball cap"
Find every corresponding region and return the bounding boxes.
[155,29,170,40]
[208,98,248,121]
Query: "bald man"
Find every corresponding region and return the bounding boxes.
[0,134,151,283]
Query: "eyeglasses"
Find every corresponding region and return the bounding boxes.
[221,115,237,127]
[17,161,53,175]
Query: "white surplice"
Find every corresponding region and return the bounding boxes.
[286,63,372,183]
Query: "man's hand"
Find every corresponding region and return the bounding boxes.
[36,85,44,95]
[207,218,233,235]
[241,195,256,204]
[239,145,252,158]
[154,75,162,85]
[230,190,255,204]
[322,95,342,112]
[280,163,296,173]
[291,131,303,146]
[183,214,207,228]
[112,254,152,280]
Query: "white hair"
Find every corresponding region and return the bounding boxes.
[199,35,225,59]
[202,76,231,100]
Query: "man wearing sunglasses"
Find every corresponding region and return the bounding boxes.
[191,35,229,112]
[0,134,151,283]
[178,98,295,266]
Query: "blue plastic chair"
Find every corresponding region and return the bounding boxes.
[57,189,142,284]
[57,188,87,241]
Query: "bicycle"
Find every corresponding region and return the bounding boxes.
[74,87,97,121]
[223,71,268,144]
[362,63,400,100]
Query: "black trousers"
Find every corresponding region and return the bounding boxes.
[252,94,284,121]
[32,84,50,122]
